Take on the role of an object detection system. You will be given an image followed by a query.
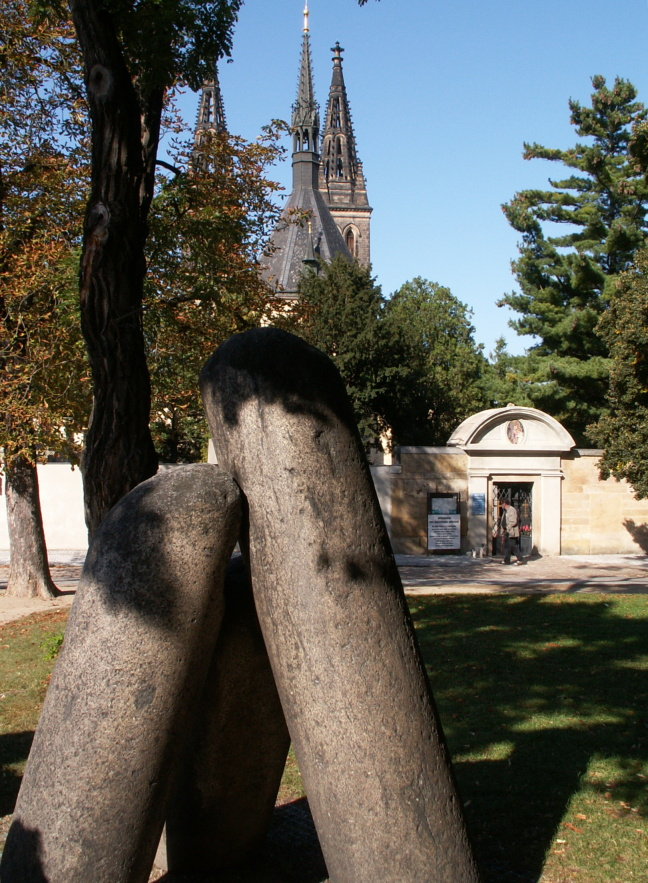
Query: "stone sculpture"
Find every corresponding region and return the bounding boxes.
[1,329,481,883]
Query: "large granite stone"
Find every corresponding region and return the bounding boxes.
[161,554,291,874]
[1,465,242,882]
[200,328,482,883]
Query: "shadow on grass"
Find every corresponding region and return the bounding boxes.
[157,797,328,883]
[0,731,34,817]
[410,594,648,882]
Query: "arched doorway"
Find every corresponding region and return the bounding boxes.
[493,482,533,557]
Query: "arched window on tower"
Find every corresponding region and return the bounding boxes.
[332,97,341,128]
[345,228,356,257]
[335,136,345,178]
[303,130,310,151]
[202,94,212,124]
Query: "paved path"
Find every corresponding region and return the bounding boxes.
[397,551,648,595]
[1,551,647,625]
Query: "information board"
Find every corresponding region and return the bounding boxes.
[427,514,461,550]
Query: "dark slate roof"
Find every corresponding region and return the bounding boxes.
[262,165,350,296]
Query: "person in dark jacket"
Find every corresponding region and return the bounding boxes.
[501,501,525,565]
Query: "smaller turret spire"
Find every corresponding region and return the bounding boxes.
[194,65,227,143]
[192,65,227,172]
[292,7,319,157]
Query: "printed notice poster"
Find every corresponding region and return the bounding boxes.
[427,514,461,550]
[471,493,486,515]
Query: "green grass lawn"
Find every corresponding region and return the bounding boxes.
[410,594,648,883]
[1,594,646,882]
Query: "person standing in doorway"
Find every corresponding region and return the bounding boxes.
[501,501,525,565]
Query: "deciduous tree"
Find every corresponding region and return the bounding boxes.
[481,339,533,411]
[58,0,243,534]
[501,76,648,443]
[383,279,488,444]
[144,128,283,461]
[1,0,90,596]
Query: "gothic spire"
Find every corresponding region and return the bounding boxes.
[319,42,372,264]
[261,3,351,297]
[319,43,357,186]
[291,2,319,156]
[194,64,227,147]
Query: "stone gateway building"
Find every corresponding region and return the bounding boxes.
[372,405,648,558]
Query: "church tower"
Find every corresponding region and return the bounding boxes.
[194,66,227,144]
[262,3,350,298]
[192,66,227,174]
[319,43,371,265]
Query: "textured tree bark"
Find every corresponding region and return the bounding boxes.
[69,0,160,537]
[201,328,482,883]
[5,457,57,599]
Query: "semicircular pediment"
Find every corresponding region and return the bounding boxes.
[448,405,576,453]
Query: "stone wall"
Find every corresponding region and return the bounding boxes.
[389,448,469,554]
[0,463,87,552]
[561,450,648,555]
[4,446,648,558]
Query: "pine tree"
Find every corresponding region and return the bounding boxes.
[501,76,648,443]
[588,249,648,498]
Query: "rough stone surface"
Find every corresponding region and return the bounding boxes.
[200,328,482,883]
[158,554,291,874]
[1,465,242,883]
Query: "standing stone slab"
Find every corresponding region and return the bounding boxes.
[201,328,482,883]
[161,554,291,874]
[1,465,241,883]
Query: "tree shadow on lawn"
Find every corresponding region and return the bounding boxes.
[411,594,648,883]
[0,731,34,818]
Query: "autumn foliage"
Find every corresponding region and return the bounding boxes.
[0,0,90,468]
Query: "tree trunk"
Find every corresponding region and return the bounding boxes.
[5,457,57,599]
[69,0,160,538]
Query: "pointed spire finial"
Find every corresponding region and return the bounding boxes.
[292,2,319,156]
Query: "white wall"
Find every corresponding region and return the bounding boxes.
[0,463,88,552]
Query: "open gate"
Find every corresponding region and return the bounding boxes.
[492,483,533,556]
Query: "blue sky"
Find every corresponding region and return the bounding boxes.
[170,0,648,357]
